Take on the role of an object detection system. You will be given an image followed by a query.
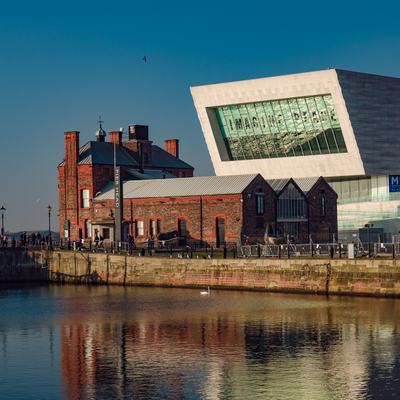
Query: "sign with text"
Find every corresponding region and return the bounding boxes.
[389,176,400,192]
[114,167,123,242]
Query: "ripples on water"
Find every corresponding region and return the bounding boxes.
[1,283,400,399]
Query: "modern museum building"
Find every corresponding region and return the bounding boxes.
[191,69,400,241]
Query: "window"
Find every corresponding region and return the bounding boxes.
[256,194,265,215]
[85,220,91,238]
[150,219,156,236]
[157,219,163,234]
[320,197,326,216]
[179,171,186,178]
[136,220,144,236]
[277,183,307,219]
[82,189,90,208]
[103,228,110,240]
[103,168,109,176]
[143,153,148,163]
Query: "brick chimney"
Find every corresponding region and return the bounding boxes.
[109,131,122,146]
[64,131,80,175]
[165,139,179,158]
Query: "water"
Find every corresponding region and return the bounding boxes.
[1,284,400,399]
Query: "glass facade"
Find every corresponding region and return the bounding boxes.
[214,94,347,161]
[326,176,391,204]
[277,183,308,219]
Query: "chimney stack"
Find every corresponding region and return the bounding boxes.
[109,131,122,146]
[165,139,179,158]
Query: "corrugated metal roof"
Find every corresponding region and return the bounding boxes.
[267,177,320,195]
[293,177,320,194]
[126,169,177,180]
[151,145,193,169]
[59,141,138,167]
[94,174,259,200]
[267,179,290,193]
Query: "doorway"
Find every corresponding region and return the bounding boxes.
[216,218,225,248]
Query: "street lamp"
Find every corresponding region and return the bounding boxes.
[0,206,5,236]
[365,223,374,257]
[48,205,52,249]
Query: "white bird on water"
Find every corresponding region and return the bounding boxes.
[200,286,210,295]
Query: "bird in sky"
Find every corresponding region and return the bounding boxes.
[143,56,146,62]
[36,199,40,202]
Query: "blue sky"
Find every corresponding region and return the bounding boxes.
[1,0,400,232]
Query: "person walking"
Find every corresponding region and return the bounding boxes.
[3,234,8,248]
[94,233,99,249]
[36,232,41,246]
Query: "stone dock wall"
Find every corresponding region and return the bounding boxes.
[46,251,400,298]
[0,249,49,282]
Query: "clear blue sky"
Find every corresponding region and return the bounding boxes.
[1,0,400,232]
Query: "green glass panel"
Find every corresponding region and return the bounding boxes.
[296,98,319,154]
[324,129,339,154]
[213,93,347,161]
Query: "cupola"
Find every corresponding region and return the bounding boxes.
[95,117,107,142]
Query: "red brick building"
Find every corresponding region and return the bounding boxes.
[58,124,194,240]
[90,174,337,246]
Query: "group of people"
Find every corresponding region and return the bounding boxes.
[19,231,47,246]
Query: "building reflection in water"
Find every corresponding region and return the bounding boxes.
[56,289,400,400]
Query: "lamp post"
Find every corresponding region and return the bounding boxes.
[0,206,5,236]
[48,205,52,249]
[365,223,374,257]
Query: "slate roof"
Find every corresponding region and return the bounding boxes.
[58,141,139,167]
[151,145,193,169]
[94,174,260,200]
[267,177,320,195]
[58,142,194,170]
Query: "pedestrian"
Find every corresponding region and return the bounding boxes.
[147,235,151,254]
[3,234,8,248]
[23,231,27,246]
[99,235,104,248]
[245,237,250,246]
[31,232,36,246]
[36,232,41,246]
[94,233,99,249]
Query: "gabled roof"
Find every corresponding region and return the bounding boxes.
[126,169,177,180]
[267,177,320,195]
[58,141,138,167]
[151,145,193,169]
[94,174,260,200]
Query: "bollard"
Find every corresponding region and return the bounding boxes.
[210,246,213,258]
[310,243,314,258]
[141,248,145,257]
[181,247,185,258]
[257,244,261,258]
[392,244,395,259]
[329,246,333,259]
[223,247,227,259]
[278,246,281,259]
[287,245,290,258]
[338,243,341,258]
[190,246,193,258]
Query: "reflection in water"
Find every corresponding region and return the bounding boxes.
[1,284,400,399]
